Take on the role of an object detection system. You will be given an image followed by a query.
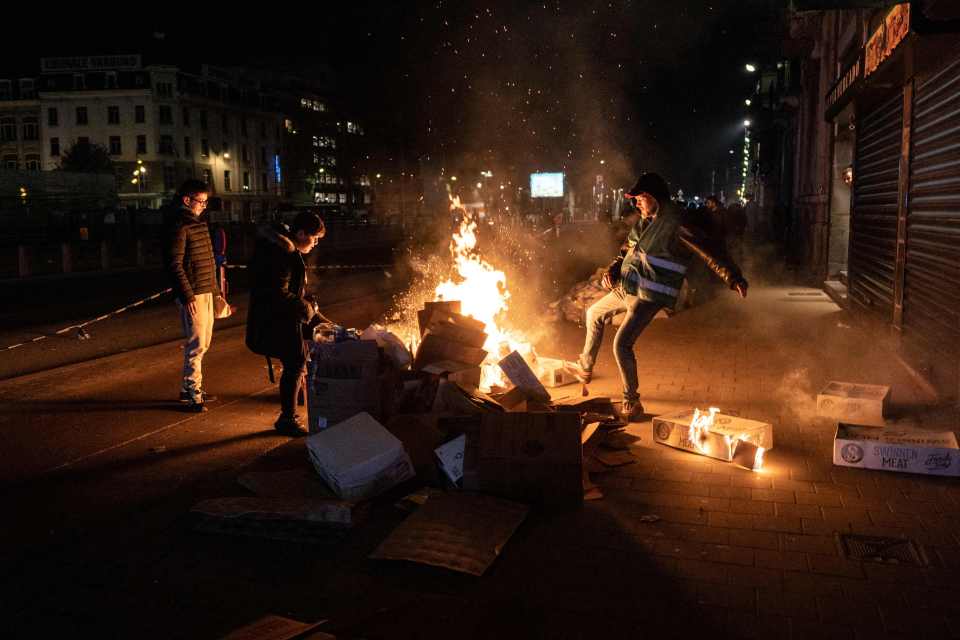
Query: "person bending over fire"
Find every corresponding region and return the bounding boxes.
[245,211,327,436]
[567,173,748,421]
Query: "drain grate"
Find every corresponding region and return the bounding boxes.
[837,533,927,565]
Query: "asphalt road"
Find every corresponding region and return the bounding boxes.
[0,267,407,380]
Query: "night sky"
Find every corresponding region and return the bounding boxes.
[14,1,785,194]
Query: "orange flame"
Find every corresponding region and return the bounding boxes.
[434,196,535,389]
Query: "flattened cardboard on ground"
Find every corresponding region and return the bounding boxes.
[817,381,890,427]
[306,412,415,502]
[238,470,338,500]
[652,410,773,462]
[833,423,960,477]
[192,497,362,543]
[370,492,529,576]
[220,615,331,640]
[192,496,357,525]
[463,412,584,505]
[498,350,551,403]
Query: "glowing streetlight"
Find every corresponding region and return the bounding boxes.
[743,119,752,127]
[745,63,757,73]
[744,98,752,106]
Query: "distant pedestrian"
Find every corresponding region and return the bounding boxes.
[163,180,220,412]
[246,211,326,436]
[567,173,748,422]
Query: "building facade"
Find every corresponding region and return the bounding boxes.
[786,2,960,398]
[30,56,284,216]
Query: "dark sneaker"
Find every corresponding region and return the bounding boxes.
[180,391,218,403]
[183,401,207,414]
[619,400,645,422]
[274,415,308,437]
[564,359,592,384]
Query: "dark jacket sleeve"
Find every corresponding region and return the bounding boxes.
[677,223,747,289]
[166,222,195,303]
[272,253,314,323]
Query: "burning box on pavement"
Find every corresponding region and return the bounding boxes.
[817,381,890,427]
[833,423,960,477]
[653,409,772,468]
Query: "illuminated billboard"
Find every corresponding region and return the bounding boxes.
[530,172,564,198]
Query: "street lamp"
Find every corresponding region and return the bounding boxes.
[743,119,752,127]
[744,98,752,106]
[745,63,756,73]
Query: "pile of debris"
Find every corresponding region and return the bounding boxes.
[545,268,609,325]
[191,298,643,579]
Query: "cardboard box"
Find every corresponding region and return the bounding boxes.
[306,412,415,501]
[413,332,488,371]
[833,423,960,477]
[435,434,466,484]
[463,412,584,505]
[417,300,462,336]
[817,381,890,427]
[308,340,381,429]
[425,314,488,348]
[498,350,551,403]
[652,410,773,462]
[534,356,578,388]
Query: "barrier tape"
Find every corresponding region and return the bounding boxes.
[1,287,173,352]
[2,262,391,352]
[225,264,392,271]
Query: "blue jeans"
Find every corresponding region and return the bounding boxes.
[579,289,662,403]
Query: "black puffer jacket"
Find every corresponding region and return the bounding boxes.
[245,224,315,361]
[163,206,218,304]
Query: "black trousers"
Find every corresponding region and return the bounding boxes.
[279,355,307,418]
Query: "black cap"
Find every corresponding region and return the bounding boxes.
[625,172,671,203]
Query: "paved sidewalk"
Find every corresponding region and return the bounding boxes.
[3,282,958,639]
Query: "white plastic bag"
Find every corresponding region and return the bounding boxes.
[360,324,412,369]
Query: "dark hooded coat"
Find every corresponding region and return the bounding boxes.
[245,224,315,361]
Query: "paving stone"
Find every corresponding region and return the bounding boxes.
[807,554,866,579]
[775,502,823,519]
[754,549,808,572]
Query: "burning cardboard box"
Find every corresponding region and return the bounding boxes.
[817,381,890,427]
[413,305,489,374]
[653,408,772,470]
[833,423,960,477]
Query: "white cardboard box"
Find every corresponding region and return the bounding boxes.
[306,412,415,501]
[652,410,773,462]
[833,423,960,477]
[817,381,890,427]
[534,357,578,388]
[434,434,466,484]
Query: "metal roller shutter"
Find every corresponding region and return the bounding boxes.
[905,54,960,350]
[849,90,903,317]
